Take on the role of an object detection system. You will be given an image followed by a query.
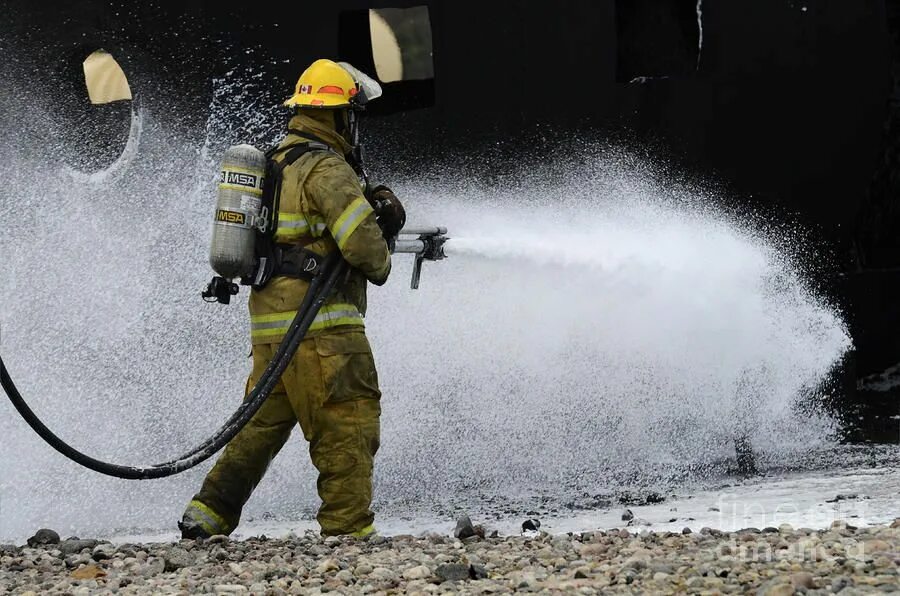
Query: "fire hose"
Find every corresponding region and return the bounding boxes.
[0,229,446,480]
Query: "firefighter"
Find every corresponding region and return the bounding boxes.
[180,59,405,538]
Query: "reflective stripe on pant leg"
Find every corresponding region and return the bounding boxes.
[190,344,296,534]
[350,524,376,538]
[183,500,231,536]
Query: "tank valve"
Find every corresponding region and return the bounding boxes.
[203,276,239,305]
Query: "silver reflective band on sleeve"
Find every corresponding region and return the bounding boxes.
[331,197,374,250]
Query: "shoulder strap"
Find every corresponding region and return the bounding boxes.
[262,140,332,235]
[245,140,334,289]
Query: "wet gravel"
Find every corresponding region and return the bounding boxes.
[1,520,897,594]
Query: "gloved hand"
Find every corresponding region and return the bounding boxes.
[367,185,406,244]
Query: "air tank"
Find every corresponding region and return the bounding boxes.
[209,144,266,279]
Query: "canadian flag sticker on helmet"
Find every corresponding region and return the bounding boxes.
[300,84,312,94]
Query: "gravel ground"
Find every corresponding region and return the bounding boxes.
[1,520,897,595]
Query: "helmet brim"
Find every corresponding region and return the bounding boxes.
[338,62,383,102]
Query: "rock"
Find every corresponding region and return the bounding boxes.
[470,564,488,580]
[163,547,194,572]
[58,539,99,556]
[142,556,166,577]
[0,543,20,555]
[791,572,816,589]
[435,563,470,582]
[758,581,793,596]
[825,494,858,503]
[335,569,354,583]
[307,545,331,556]
[208,534,230,544]
[682,527,692,535]
[864,539,891,553]
[685,576,705,588]
[368,566,395,581]
[27,529,60,547]
[214,585,248,594]
[228,561,245,575]
[578,543,607,557]
[832,576,853,592]
[91,542,116,561]
[70,564,107,580]
[315,558,340,574]
[622,556,648,571]
[891,518,900,529]
[521,519,541,533]
[574,569,589,579]
[403,565,432,580]
[454,515,477,540]
[323,536,342,547]
[355,563,374,575]
[621,509,634,522]
[64,554,89,569]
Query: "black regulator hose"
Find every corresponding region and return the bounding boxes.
[0,253,348,480]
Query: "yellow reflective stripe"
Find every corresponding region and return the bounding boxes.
[351,524,376,538]
[310,304,364,330]
[250,304,364,338]
[278,212,306,221]
[251,312,295,324]
[252,327,290,339]
[185,500,230,535]
[309,316,363,331]
[218,184,263,196]
[276,212,327,239]
[331,197,373,250]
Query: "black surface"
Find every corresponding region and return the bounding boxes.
[3,0,897,439]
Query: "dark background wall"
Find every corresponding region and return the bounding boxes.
[3,0,898,435]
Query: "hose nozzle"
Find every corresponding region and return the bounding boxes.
[393,227,448,289]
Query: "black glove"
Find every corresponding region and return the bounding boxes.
[367,185,406,243]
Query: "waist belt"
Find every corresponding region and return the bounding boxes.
[273,245,324,281]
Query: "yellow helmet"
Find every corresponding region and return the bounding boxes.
[284,59,361,109]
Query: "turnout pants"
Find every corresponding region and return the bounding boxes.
[184,330,381,536]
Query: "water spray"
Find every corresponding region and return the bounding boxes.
[0,137,450,480]
[0,224,449,479]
